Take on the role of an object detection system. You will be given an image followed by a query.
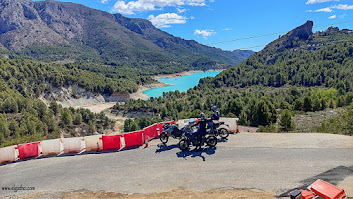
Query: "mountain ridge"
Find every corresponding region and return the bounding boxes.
[0,0,253,70]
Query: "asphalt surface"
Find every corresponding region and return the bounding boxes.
[1,133,353,197]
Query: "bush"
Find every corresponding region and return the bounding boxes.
[279,109,295,132]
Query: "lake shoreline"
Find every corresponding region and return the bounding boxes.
[129,82,171,100]
[131,69,224,100]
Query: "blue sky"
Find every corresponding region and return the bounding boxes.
[38,0,353,51]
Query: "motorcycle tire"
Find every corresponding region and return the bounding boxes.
[159,132,169,144]
[206,136,218,147]
[178,139,189,151]
[218,128,229,139]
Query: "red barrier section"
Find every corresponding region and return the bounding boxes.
[124,131,144,148]
[101,135,122,151]
[309,179,346,199]
[16,142,40,160]
[143,124,158,142]
[301,190,317,199]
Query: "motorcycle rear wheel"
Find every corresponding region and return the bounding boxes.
[159,132,169,144]
[206,136,218,147]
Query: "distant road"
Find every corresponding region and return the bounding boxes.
[1,133,353,197]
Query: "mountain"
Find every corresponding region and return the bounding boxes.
[0,0,253,70]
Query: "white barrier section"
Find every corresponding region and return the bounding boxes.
[63,137,85,154]
[41,139,64,156]
[0,145,18,163]
[85,135,103,151]
[177,119,189,129]
[219,117,239,132]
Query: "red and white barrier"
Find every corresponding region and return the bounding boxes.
[63,137,85,154]
[16,142,40,160]
[41,139,64,156]
[0,145,18,164]
[0,117,239,164]
[124,131,144,149]
[85,135,103,152]
[101,135,122,151]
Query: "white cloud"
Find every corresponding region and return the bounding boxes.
[315,7,333,12]
[331,4,353,10]
[222,28,231,31]
[177,8,187,13]
[329,15,336,19]
[187,0,205,6]
[148,13,187,28]
[101,0,109,3]
[311,4,353,14]
[306,0,339,4]
[194,29,216,39]
[112,0,206,14]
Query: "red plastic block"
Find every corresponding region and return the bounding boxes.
[308,179,346,199]
[101,135,122,151]
[143,124,158,142]
[16,142,40,160]
[124,131,144,148]
[300,190,317,199]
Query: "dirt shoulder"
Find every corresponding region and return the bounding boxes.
[72,102,117,114]
[19,188,275,199]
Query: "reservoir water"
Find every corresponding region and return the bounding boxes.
[143,71,221,98]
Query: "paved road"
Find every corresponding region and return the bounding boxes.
[1,133,353,197]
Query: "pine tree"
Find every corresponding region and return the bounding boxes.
[279,109,295,132]
[73,113,83,125]
[61,110,73,126]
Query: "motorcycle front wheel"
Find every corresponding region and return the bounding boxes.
[159,132,169,144]
[206,136,218,147]
[178,139,189,151]
[218,128,229,139]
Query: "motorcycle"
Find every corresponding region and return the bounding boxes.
[159,122,183,144]
[178,119,218,151]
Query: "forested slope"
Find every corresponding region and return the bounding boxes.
[0,57,133,147]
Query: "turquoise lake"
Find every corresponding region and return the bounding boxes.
[143,71,221,98]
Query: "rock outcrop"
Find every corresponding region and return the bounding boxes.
[264,20,314,52]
